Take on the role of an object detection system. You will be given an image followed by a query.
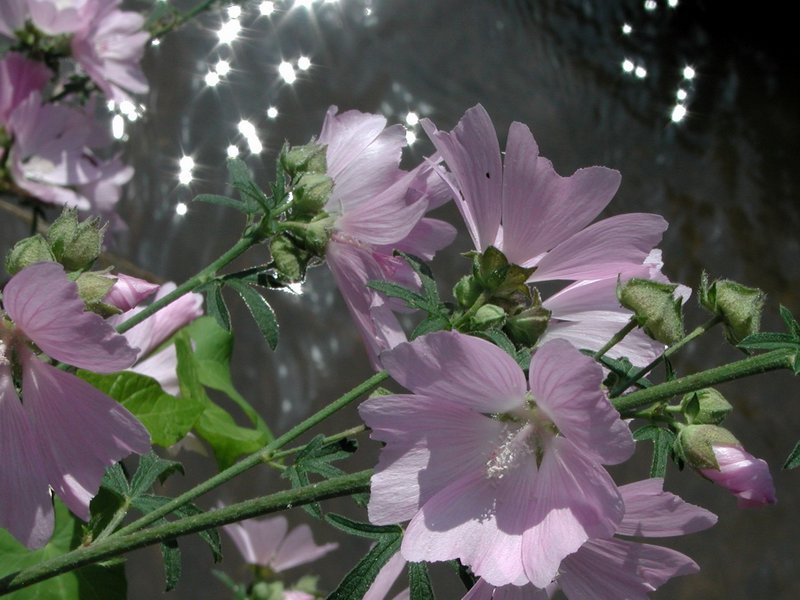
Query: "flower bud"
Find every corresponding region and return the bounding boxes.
[700,273,765,344]
[5,234,55,275]
[472,246,534,299]
[74,272,120,316]
[472,304,506,329]
[618,277,685,345]
[292,172,333,216]
[683,388,733,425]
[505,306,551,347]
[47,207,106,271]
[677,424,740,469]
[280,142,327,177]
[453,275,482,309]
[700,444,776,508]
[269,234,312,284]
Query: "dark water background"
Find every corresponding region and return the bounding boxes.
[2,0,799,598]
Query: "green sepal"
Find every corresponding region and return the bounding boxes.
[5,234,55,275]
[47,208,105,271]
[618,277,685,345]
[700,273,765,345]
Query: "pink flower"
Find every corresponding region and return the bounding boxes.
[422,104,667,283]
[222,514,338,571]
[319,107,455,368]
[0,0,27,38]
[364,550,409,600]
[26,0,92,35]
[463,478,717,599]
[103,273,159,312]
[0,52,51,126]
[358,332,634,587]
[700,444,776,508]
[108,282,204,396]
[70,0,149,102]
[0,262,150,548]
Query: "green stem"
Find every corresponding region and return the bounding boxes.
[593,317,637,361]
[115,234,257,334]
[610,316,722,397]
[0,471,372,596]
[91,500,131,544]
[270,424,368,462]
[113,371,388,537]
[612,348,795,416]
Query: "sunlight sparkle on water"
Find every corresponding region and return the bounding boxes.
[405,130,417,145]
[111,114,124,139]
[179,156,195,172]
[205,71,220,86]
[216,60,231,76]
[227,145,240,158]
[267,106,279,119]
[405,111,419,126]
[295,0,313,9]
[644,0,657,10]
[278,61,297,84]
[668,0,679,7]
[683,65,696,80]
[178,171,193,185]
[622,59,634,73]
[260,1,275,15]
[218,19,241,44]
[622,23,632,35]
[297,56,311,71]
[634,65,647,79]
[671,104,687,123]
[227,5,242,19]
[176,202,188,216]
[676,89,688,101]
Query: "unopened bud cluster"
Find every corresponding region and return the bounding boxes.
[700,272,765,344]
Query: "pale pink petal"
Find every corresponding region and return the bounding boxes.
[21,353,150,521]
[4,262,138,372]
[381,217,457,261]
[222,515,288,567]
[381,331,527,413]
[421,105,502,251]
[521,438,624,587]
[283,592,314,600]
[359,393,504,525]
[104,273,158,311]
[336,181,428,245]
[616,479,717,537]
[500,120,621,266]
[0,53,51,125]
[0,364,53,549]
[129,345,179,395]
[528,214,668,281]
[326,240,407,370]
[318,107,393,180]
[559,538,699,600]
[462,580,550,600]
[701,445,776,508]
[271,523,338,572]
[0,0,27,38]
[402,470,530,587]
[529,340,633,464]
[363,550,407,600]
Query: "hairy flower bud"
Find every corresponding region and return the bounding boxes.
[454,274,482,309]
[683,388,733,425]
[280,141,327,177]
[505,305,551,347]
[472,304,506,329]
[292,172,333,216]
[677,424,740,469]
[47,207,106,271]
[618,277,685,345]
[74,272,120,316]
[269,234,312,284]
[5,234,55,275]
[700,273,765,345]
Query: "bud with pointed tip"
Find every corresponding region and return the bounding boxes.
[683,388,733,425]
[292,172,333,216]
[700,273,765,345]
[5,234,55,275]
[47,207,106,271]
[618,277,685,345]
[505,305,551,347]
[280,141,327,177]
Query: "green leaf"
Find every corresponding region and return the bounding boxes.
[225,279,279,350]
[410,315,450,339]
[633,425,676,478]
[205,284,231,332]
[0,501,126,600]
[409,562,435,600]
[175,331,268,469]
[228,158,271,213]
[368,280,428,310]
[283,436,359,517]
[129,452,184,498]
[193,194,251,213]
[161,539,181,592]
[100,463,130,497]
[737,332,798,351]
[783,440,800,470]
[780,305,800,339]
[326,534,402,600]
[185,317,272,440]
[324,514,402,540]
[79,370,204,447]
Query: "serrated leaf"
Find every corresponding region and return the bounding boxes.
[0,501,126,600]
[783,440,800,469]
[394,252,439,302]
[225,280,279,349]
[324,514,402,540]
[409,562,435,600]
[79,370,204,447]
[185,317,272,440]
[368,280,427,310]
[161,539,181,592]
[411,315,450,339]
[228,158,271,213]
[779,305,800,339]
[100,463,130,497]
[129,452,184,498]
[737,332,798,351]
[327,534,402,600]
[205,284,231,332]
[193,194,252,213]
[633,426,675,478]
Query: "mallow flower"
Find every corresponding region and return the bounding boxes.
[463,478,717,599]
[358,332,634,587]
[317,106,455,368]
[0,262,150,548]
[222,514,338,572]
[699,444,776,508]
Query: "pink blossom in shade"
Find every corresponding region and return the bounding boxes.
[421,104,667,283]
[700,444,776,508]
[0,0,28,38]
[70,0,149,103]
[26,0,91,35]
[318,106,456,369]
[103,273,159,312]
[463,478,717,600]
[107,283,204,395]
[540,251,689,367]
[0,262,150,548]
[358,332,634,588]
[363,550,409,600]
[0,53,51,126]
[222,514,338,571]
